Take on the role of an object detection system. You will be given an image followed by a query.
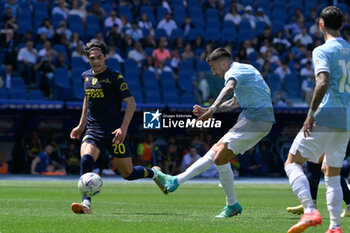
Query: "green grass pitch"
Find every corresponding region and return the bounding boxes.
[0,180,348,233]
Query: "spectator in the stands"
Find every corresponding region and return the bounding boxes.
[152,37,171,67]
[120,34,134,53]
[192,35,204,51]
[293,27,313,46]
[0,152,9,174]
[155,60,172,80]
[56,21,72,41]
[203,0,220,11]
[255,8,271,26]
[52,0,69,20]
[181,146,201,171]
[106,24,124,48]
[274,62,291,82]
[25,129,43,166]
[224,5,241,27]
[242,5,256,30]
[257,26,273,46]
[144,56,156,73]
[274,91,291,107]
[31,144,65,175]
[107,45,124,63]
[64,142,80,174]
[55,53,68,69]
[4,0,18,18]
[173,37,185,51]
[17,40,37,86]
[72,42,88,63]
[128,41,146,68]
[69,33,84,49]
[240,147,266,176]
[242,40,255,56]
[301,71,315,105]
[2,7,17,31]
[0,29,17,67]
[104,10,122,32]
[0,64,14,90]
[88,1,105,19]
[284,16,304,39]
[273,30,291,54]
[170,49,181,73]
[137,133,154,167]
[37,19,55,40]
[181,44,194,60]
[120,15,131,29]
[126,21,143,42]
[157,12,177,37]
[300,50,313,67]
[161,0,171,13]
[181,16,195,37]
[138,13,154,35]
[300,61,313,77]
[199,43,213,61]
[69,0,88,22]
[144,34,157,48]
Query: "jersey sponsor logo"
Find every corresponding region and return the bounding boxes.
[92,77,98,85]
[143,109,161,129]
[100,78,111,83]
[85,89,105,99]
[120,82,129,91]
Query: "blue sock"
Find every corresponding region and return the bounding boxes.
[306,161,322,201]
[341,176,350,205]
[80,154,94,203]
[125,166,154,180]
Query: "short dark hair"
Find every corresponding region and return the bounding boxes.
[320,6,343,31]
[206,48,232,63]
[85,41,107,56]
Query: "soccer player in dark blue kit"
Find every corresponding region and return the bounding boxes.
[70,41,166,214]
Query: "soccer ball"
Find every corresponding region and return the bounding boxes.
[78,172,103,197]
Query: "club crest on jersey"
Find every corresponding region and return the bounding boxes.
[118,74,123,79]
[120,82,129,91]
[92,77,98,85]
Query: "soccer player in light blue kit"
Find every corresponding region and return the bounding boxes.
[154,47,275,217]
[285,6,350,233]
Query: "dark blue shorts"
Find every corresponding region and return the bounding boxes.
[81,131,130,159]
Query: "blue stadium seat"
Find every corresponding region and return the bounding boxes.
[171,28,184,41]
[145,90,162,104]
[143,71,159,91]
[242,0,254,7]
[71,68,85,85]
[179,60,195,76]
[17,21,33,35]
[267,74,282,93]
[181,93,195,104]
[178,72,194,93]
[85,15,101,38]
[118,5,133,23]
[189,8,204,28]
[172,0,184,8]
[187,0,201,9]
[239,20,253,34]
[132,90,144,104]
[204,28,220,42]
[238,30,254,43]
[9,89,26,100]
[272,20,285,34]
[144,47,154,56]
[140,6,155,25]
[173,6,186,26]
[156,7,168,23]
[68,15,83,28]
[187,28,204,41]
[124,59,138,74]
[71,57,87,70]
[28,89,44,100]
[155,28,168,40]
[52,14,65,29]
[125,71,140,85]
[103,4,114,15]
[53,44,69,63]
[221,29,237,44]
[160,72,176,89]
[11,77,26,90]
[162,89,179,104]
[54,68,70,88]
[197,61,211,72]
[107,58,121,71]
[0,89,7,99]
[223,20,236,31]
[72,82,84,100]
[284,74,301,98]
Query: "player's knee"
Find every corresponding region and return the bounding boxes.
[122,170,133,180]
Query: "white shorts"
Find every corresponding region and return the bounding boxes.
[222,117,273,155]
[289,125,350,167]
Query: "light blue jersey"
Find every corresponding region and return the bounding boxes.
[224,62,275,122]
[313,37,350,130]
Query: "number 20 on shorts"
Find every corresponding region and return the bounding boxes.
[112,143,126,155]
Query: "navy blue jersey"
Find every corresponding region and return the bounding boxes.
[82,67,132,135]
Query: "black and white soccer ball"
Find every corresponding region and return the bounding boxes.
[78,172,103,197]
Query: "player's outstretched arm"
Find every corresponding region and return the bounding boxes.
[112,96,136,144]
[70,96,88,139]
[303,72,329,137]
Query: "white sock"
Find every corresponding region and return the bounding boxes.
[285,163,315,213]
[325,176,342,229]
[177,149,215,185]
[216,163,237,206]
[83,199,91,207]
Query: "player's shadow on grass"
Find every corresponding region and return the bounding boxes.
[113,212,184,216]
